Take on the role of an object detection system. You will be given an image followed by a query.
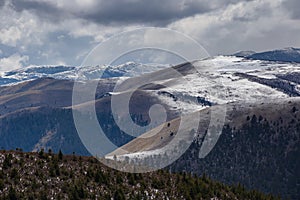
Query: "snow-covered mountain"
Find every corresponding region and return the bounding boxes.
[1,55,300,115]
[100,56,300,199]
[233,50,256,57]
[0,62,169,86]
[138,55,300,115]
[102,55,300,168]
[237,47,300,63]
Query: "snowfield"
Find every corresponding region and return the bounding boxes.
[151,56,295,113]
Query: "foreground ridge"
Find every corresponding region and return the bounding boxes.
[0,150,278,200]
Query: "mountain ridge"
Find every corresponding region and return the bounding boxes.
[233,47,300,63]
[0,150,279,199]
[1,47,300,87]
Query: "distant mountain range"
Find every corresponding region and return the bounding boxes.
[0,62,169,86]
[1,47,300,87]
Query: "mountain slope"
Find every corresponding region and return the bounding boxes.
[1,56,300,154]
[0,55,300,198]
[0,150,278,200]
[109,97,300,199]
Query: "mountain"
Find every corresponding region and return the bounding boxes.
[0,54,300,198]
[1,47,300,87]
[0,62,169,86]
[1,55,300,153]
[109,97,300,199]
[0,150,277,199]
[233,50,256,57]
[0,77,178,155]
[234,47,300,63]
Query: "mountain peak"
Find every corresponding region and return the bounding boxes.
[232,50,256,57]
[246,47,300,63]
[231,47,300,63]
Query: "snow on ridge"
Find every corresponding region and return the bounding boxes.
[153,56,298,114]
[0,62,169,86]
[1,56,298,87]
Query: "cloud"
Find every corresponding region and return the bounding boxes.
[0,53,29,72]
[0,0,53,47]
[79,0,213,25]
[0,0,299,67]
[0,26,22,47]
[168,0,300,55]
[0,0,110,66]
[8,0,247,26]
[282,0,300,19]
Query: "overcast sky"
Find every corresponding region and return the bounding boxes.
[0,0,300,71]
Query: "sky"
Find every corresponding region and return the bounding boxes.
[0,0,300,71]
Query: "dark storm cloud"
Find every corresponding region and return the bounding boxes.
[282,0,300,19]
[0,0,4,8]
[81,0,214,25]
[9,0,67,22]
[8,0,247,25]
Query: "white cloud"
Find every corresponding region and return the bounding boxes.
[0,1,49,47]
[0,26,22,47]
[0,53,29,72]
[168,0,300,55]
